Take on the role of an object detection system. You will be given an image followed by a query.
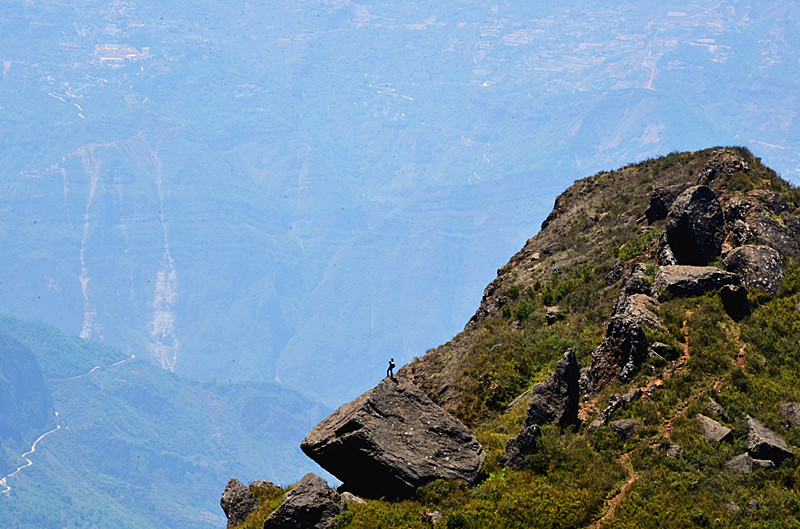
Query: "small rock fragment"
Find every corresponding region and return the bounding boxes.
[341,492,367,505]
[726,453,754,473]
[707,398,730,423]
[609,419,641,438]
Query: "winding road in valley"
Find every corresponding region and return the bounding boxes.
[0,416,61,496]
[1,354,135,497]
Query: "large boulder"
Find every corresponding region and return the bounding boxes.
[722,245,784,295]
[263,473,344,529]
[695,414,733,443]
[646,183,690,223]
[220,478,259,528]
[665,185,726,265]
[653,265,740,301]
[524,349,580,427]
[301,378,485,498]
[746,416,794,464]
[499,424,541,470]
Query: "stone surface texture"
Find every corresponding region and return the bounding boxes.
[220,478,259,528]
[746,416,794,464]
[263,473,344,529]
[665,185,726,265]
[780,403,800,428]
[721,245,784,295]
[695,414,733,443]
[524,349,580,427]
[301,378,485,498]
[653,265,740,301]
[609,420,642,438]
[646,183,691,223]
[499,424,541,470]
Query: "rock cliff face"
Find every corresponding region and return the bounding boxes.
[301,378,485,498]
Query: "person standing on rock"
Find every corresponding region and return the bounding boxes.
[387,358,395,378]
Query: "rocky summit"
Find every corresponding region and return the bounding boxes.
[300,378,485,498]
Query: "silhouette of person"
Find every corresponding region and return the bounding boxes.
[387,358,395,378]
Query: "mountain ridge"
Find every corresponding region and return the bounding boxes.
[226,146,800,529]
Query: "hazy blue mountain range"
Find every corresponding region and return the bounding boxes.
[0,314,328,529]
[2,1,799,407]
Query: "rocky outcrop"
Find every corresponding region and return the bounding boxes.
[251,479,281,494]
[619,264,655,299]
[780,403,800,428]
[301,378,485,498]
[524,349,580,427]
[695,150,750,185]
[695,414,733,443]
[263,473,344,529]
[646,183,690,223]
[589,264,667,390]
[589,314,647,389]
[722,245,784,295]
[665,185,726,265]
[499,424,541,470]
[653,265,740,301]
[746,416,794,465]
[221,478,259,528]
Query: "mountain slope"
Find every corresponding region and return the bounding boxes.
[235,147,800,529]
[0,314,330,529]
